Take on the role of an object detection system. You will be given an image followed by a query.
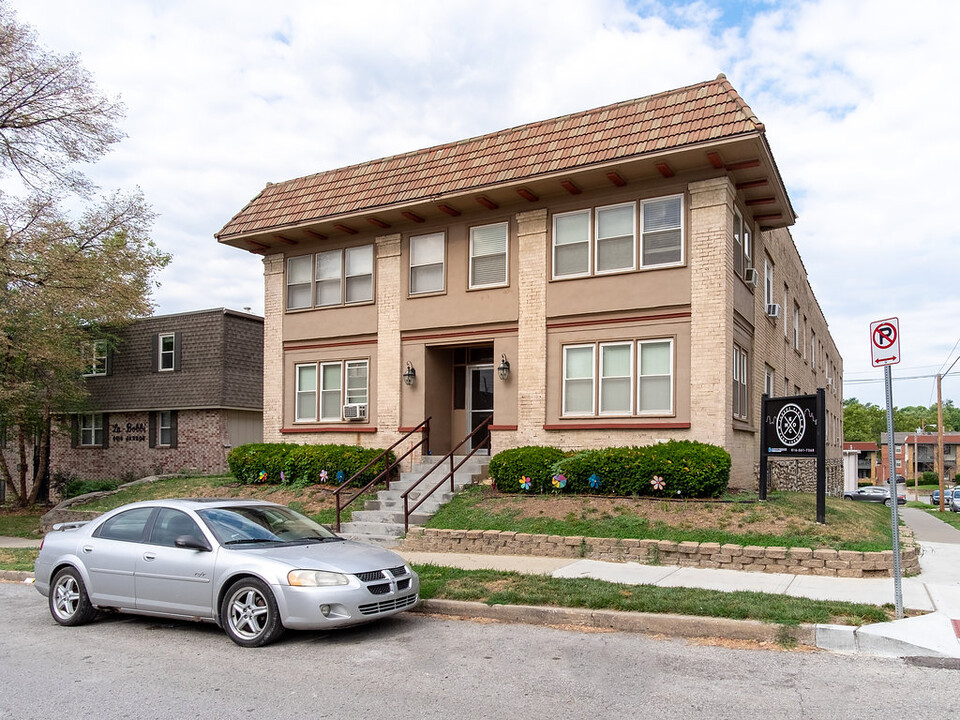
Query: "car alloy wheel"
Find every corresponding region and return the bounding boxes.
[221,578,284,647]
[49,567,97,626]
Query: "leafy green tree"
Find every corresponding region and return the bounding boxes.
[0,3,169,504]
[842,398,885,443]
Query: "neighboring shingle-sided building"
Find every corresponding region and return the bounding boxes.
[216,75,842,489]
[52,309,264,480]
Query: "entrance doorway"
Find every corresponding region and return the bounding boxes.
[467,365,493,450]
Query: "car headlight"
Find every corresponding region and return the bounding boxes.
[287,570,349,587]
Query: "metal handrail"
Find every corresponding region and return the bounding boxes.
[333,417,431,531]
[401,414,493,531]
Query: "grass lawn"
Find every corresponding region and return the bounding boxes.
[425,485,898,552]
[415,565,893,627]
[0,548,38,572]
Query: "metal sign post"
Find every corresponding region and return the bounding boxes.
[871,317,903,619]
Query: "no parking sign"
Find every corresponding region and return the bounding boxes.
[870,317,900,367]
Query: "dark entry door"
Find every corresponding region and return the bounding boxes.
[467,365,493,450]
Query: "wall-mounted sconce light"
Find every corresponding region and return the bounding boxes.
[498,353,511,381]
[403,361,416,386]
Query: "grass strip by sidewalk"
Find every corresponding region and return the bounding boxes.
[0,548,38,572]
[414,564,891,627]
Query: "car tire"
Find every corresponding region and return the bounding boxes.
[220,578,285,647]
[883,498,892,507]
[49,567,98,627]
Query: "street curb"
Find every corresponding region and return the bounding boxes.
[0,571,33,582]
[412,598,818,647]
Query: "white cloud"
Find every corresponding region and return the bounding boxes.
[7,0,958,407]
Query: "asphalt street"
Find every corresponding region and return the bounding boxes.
[1,580,957,720]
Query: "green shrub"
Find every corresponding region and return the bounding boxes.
[552,441,730,498]
[488,446,568,493]
[226,443,395,487]
[922,471,939,484]
[60,478,121,499]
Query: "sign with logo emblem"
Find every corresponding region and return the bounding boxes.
[763,395,818,456]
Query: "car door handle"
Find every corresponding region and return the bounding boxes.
[81,545,94,553]
[143,552,156,561]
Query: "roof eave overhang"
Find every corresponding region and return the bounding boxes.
[217,130,796,253]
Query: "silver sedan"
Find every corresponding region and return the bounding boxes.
[34,499,419,646]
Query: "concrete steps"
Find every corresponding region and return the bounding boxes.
[338,453,488,546]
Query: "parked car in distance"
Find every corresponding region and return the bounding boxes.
[931,488,955,505]
[843,486,906,506]
[950,494,960,513]
[33,499,419,647]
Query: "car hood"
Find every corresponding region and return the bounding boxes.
[237,540,408,574]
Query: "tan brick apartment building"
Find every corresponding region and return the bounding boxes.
[49,309,264,480]
[216,76,842,488]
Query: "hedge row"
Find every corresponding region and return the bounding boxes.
[489,441,730,498]
[227,443,396,487]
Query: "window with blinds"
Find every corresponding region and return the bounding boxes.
[410,232,445,294]
[469,222,508,288]
[640,195,683,267]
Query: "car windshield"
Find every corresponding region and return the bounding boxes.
[197,506,340,546]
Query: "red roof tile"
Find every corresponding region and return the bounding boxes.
[217,75,764,240]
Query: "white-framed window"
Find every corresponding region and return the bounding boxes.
[344,246,374,303]
[783,286,789,337]
[595,203,635,274]
[315,249,343,307]
[553,209,591,278]
[811,331,817,369]
[287,255,313,310]
[733,344,749,421]
[640,195,683,267]
[793,304,800,351]
[320,362,343,421]
[80,413,103,447]
[562,344,595,415]
[410,232,445,294]
[345,360,369,405]
[764,255,775,309]
[83,340,108,377]
[896,459,902,469]
[469,222,508,288]
[157,410,173,446]
[637,339,673,414]
[599,342,633,415]
[159,333,175,371]
[295,364,318,422]
[764,364,775,397]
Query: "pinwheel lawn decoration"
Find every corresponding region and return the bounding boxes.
[257,471,267,484]
[319,469,328,483]
[519,476,532,491]
[336,470,346,484]
[551,473,567,491]
[650,475,666,491]
[588,474,601,490]
[280,471,286,483]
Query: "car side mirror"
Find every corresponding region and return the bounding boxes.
[175,534,212,552]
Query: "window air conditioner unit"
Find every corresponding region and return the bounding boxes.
[743,267,759,287]
[766,303,781,318]
[342,403,367,421]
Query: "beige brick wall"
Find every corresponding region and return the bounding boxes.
[262,253,284,442]
[513,208,548,449]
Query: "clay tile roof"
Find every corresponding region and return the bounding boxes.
[217,74,764,240]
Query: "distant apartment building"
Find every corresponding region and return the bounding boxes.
[879,432,959,484]
[842,441,879,483]
[215,75,842,489]
[51,309,264,480]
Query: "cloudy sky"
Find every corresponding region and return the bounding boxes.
[8,0,959,409]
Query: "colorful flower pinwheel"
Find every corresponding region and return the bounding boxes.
[588,474,601,489]
[519,476,532,491]
[257,471,267,484]
[650,475,665,491]
[551,474,567,490]
[280,471,286,483]
[336,470,345,484]
[319,469,328,483]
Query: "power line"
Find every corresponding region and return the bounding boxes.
[844,370,960,386]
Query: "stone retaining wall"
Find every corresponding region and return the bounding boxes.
[402,527,920,578]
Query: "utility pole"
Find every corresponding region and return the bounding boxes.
[938,375,945,511]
